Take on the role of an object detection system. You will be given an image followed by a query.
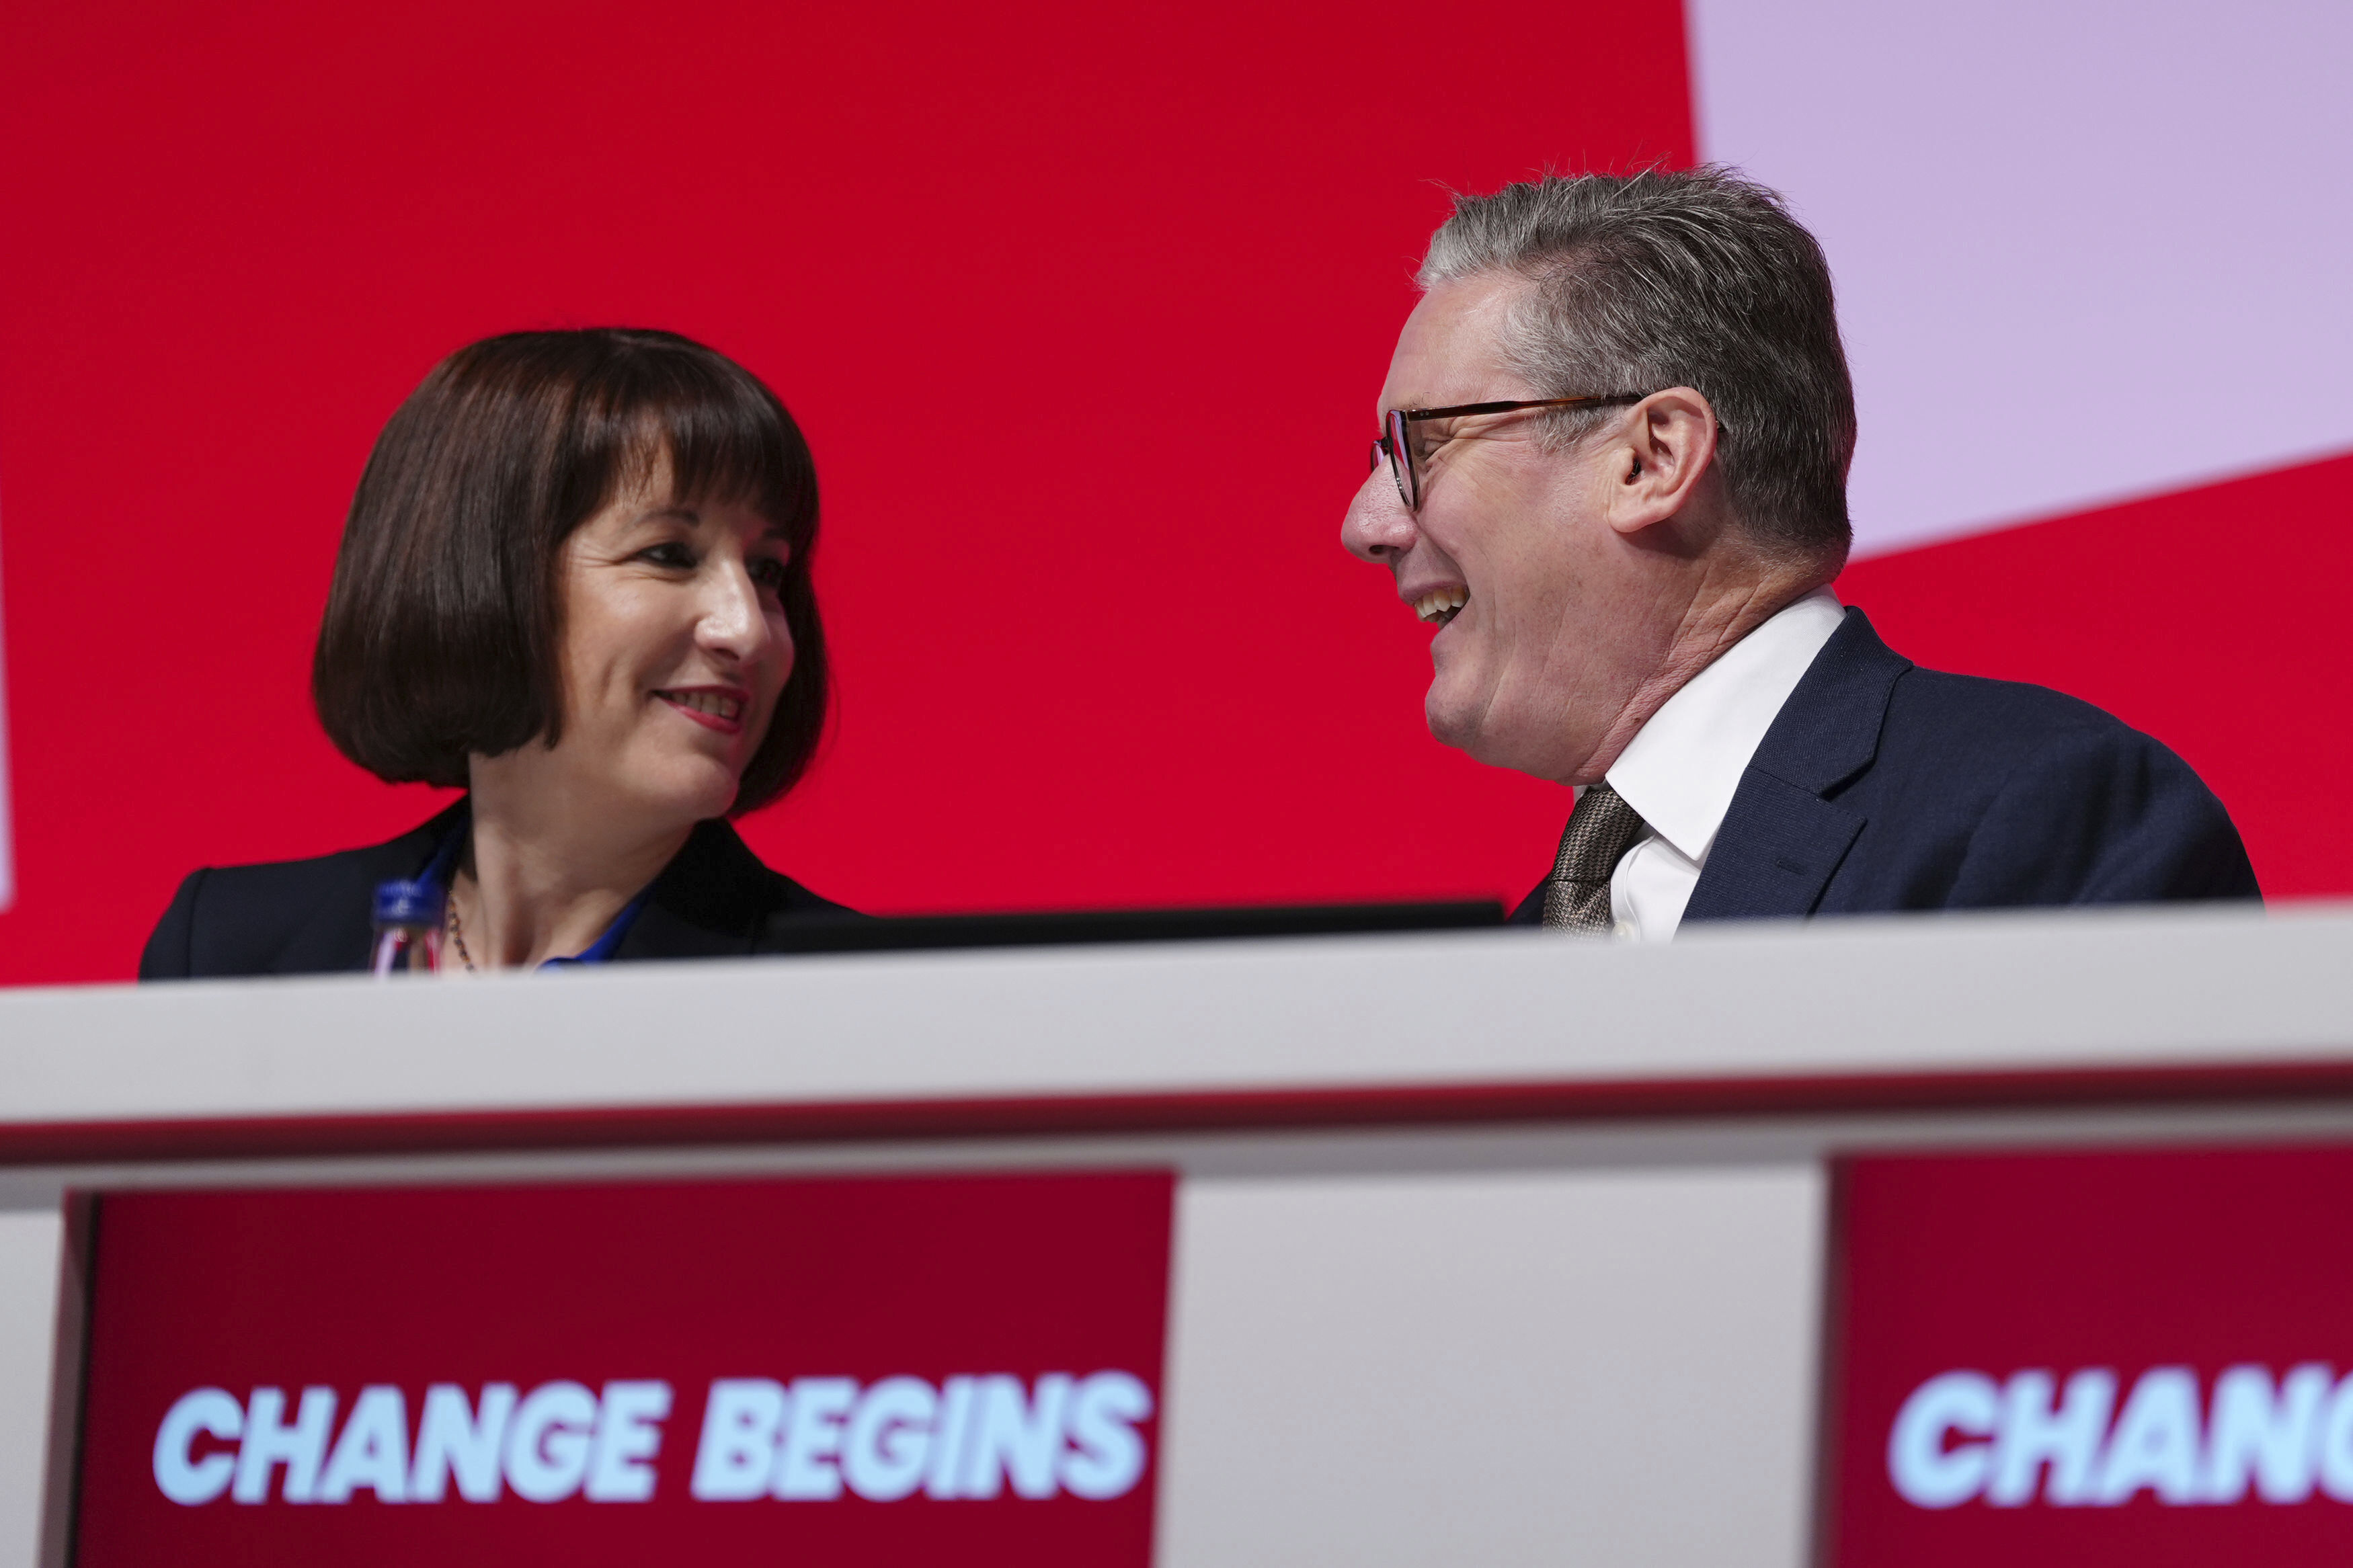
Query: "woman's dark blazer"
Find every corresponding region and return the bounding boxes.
[139,802,857,979]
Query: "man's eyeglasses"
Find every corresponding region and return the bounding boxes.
[1369,395,1648,511]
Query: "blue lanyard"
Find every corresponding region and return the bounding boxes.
[420,818,651,969]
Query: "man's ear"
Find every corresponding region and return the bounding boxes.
[1601,388,1720,538]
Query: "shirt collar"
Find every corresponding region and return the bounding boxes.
[1603,587,1847,867]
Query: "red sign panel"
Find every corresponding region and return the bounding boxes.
[1829,1145,2353,1565]
[75,1169,1172,1566]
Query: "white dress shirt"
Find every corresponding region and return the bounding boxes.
[1599,589,1848,941]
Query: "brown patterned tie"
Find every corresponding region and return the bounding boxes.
[1540,782,1650,935]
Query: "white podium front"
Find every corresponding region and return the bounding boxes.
[2,903,2350,1567]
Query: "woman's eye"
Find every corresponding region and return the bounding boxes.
[750,556,789,592]
[637,542,696,569]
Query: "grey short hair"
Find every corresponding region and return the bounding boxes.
[1419,165,1856,564]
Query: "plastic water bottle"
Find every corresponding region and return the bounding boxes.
[371,879,444,976]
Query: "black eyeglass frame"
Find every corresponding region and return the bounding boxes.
[1370,394,1649,511]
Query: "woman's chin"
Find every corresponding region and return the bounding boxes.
[621,757,744,827]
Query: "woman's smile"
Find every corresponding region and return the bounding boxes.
[655,686,751,735]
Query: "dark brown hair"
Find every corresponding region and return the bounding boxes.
[313,327,828,814]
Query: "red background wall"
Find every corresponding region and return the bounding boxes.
[0,1,2340,986]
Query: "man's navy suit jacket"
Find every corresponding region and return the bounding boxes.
[1510,608,2260,925]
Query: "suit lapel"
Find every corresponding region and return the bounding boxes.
[1682,609,1910,923]
[1679,772,1865,920]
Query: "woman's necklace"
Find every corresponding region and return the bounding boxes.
[444,893,479,973]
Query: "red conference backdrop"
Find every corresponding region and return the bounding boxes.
[0,0,1693,983]
[1829,1145,2353,1566]
[77,1170,1174,1566]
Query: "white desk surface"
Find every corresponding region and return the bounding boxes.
[0,903,2346,1155]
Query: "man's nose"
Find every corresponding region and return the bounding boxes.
[1341,465,1417,565]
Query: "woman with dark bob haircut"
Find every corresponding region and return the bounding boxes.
[141,328,854,977]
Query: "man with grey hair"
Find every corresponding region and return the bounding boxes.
[1343,166,2257,934]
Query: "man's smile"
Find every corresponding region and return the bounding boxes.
[1414,586,1468,626]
